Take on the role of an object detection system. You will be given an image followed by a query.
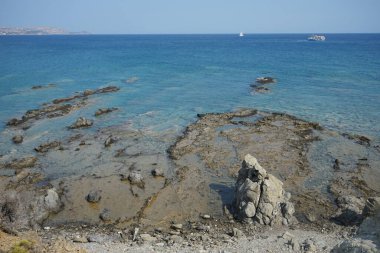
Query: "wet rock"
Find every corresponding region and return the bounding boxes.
[44,188,61,213]
[7,103,76,127]
[83,89,95,96]
[256,77,276,84]
[69,117,93,129]
[331,239,377,253]
[151,168,164,177]
[333,196,365,226]
[12,135,23,144]
[34,141,61,153]
[86,190,101,203]
[95,107,118,117]
[99,208,111,222]
[254,86,270,93]
[6,156,37,170]
[31,188,63,226]
[127,171,144,187]
[233,154,295,225]
[124,77,139,84]
[333,159,340,170]
[104,136,117,147]
[31,83,56,90]
[7,118,24,126]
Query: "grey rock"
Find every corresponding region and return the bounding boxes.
[104,136,117,147]
[34,141,61,153]
[256,77,276,84]
[231,228,244,238]
[233,154,295,226]
[95,107,118,117]
[363,197,380,217]
[69,117,93,129]
[331,239,378,253]
[151,168,164,177]
[303,239,317,253]
[128,171,144,187]
[170,235,183,243]
[140,233,156,242]
[99,208,111,222]
[6,156,37,170]
[12,135,23,144]
[86,190,101,203]
[171,223,183,230]
[73,235,88,243]
[334,196,365,226]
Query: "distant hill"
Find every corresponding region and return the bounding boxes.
[0,26,90,35]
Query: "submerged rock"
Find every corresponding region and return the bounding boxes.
[31,83,56,90]
[233,154,295,225]
[69,117,93,129]
[256,77,276,84]
[12,135,23,144]
[6,156,37,170]
[34,141,61,153]
[104,136,117,147]
[95,107,118,116]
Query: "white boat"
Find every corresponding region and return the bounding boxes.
[239,32,244,37]
[308,35,326,41]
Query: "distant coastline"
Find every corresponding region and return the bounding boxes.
[0,26,89,35]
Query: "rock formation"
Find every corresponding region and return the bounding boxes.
[233,154,295,226]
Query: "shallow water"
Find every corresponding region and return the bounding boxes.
[0,34,379,169]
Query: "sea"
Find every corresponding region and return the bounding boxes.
[0,34,379,165]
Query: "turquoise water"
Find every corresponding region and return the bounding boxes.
[0,34,379,150]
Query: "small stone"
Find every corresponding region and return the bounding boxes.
[151,168,164,177]
[171,223,183,230]
[304,239,317,252]
[86,190,101,203]
[282,231,295,241]
[140,233,156,242]
[69,117,93,129]
[170,235,183,243]
[231,228,244,238]
[133,227,139,241]
[104,136,117,147]
[128,171,144,187]
[169,231,181,235]
[99,208,111,222]
[73,236,88,243]
[156,242,165,247]
[12,135,23,144]
[201,214,211,219]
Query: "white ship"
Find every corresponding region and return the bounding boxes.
[239,32,244,37]
[308,35,326,41]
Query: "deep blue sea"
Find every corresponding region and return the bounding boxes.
[1,34,380,153]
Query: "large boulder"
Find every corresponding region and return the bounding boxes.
[233,154,295,225]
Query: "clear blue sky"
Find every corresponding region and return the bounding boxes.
[1,0,379,34]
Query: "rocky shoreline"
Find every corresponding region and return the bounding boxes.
[0,86,379,252]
